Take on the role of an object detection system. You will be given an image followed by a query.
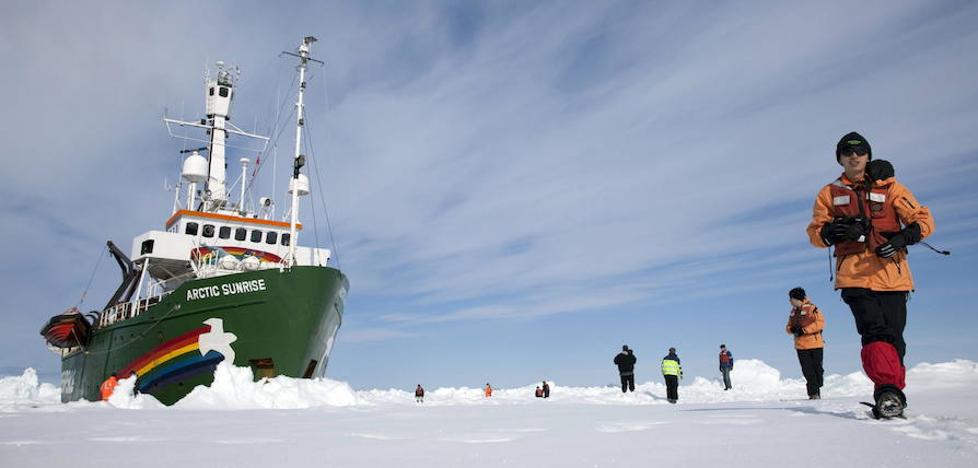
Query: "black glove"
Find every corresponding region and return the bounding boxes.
[875,223,922,258]
[821,219,866,245]
[867,159,895,183]
[791,325,804,336]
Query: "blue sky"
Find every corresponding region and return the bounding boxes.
[1,1,977,390]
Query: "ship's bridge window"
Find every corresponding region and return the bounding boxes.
[209,87,214,96]
[202,224,215,238]
[218,226,231,239]
[266,231,278,245]
[185,222,198,236]
[250,230,263,243]
[281,233,290,246]
[140,239,154,255]
[234,227,247,241]
[219,87,229,98]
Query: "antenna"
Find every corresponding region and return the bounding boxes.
[280,36,325,66]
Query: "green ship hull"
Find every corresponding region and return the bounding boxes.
[60,266,347,405]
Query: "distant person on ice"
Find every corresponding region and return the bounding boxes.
[415,384,425,404]
[542,380,550,398]
[807,132,934,418]
[614,345,637,393]
[661,347,683,404]
[718,344,734,390]
[535,386,544,398]
[786,287,825,400]
[484,383,493,398]
[99,372,119,401]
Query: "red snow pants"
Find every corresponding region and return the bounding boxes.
[841,288,908,390]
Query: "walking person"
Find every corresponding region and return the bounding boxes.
[415,384,425,404]
[786,288,825,400]
[807,132,934,418]
[542,381,550,398]
[484,382,493,398]
[718,344,734,390]
[661,347,683,404]
[614,345,637,393]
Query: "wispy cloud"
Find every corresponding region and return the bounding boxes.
[2,1,976,388]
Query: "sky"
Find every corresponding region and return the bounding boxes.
[1,0,977,390]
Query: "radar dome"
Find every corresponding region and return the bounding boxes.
[182,151,208,183]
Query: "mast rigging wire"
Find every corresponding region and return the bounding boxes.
[303,109,342,269]
[76,246,108,310]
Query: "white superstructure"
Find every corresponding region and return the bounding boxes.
[114,38,329,317]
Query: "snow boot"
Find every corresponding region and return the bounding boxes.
[872,386,906,419]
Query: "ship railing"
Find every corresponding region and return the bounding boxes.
[98,292,170,328]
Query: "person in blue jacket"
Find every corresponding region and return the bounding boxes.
[719,344,734,390]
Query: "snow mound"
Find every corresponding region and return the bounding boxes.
[4,359,977,410]
[907,359,978,390]
[106,374,165,409]
[0,368,60,410]
[174,363,359,409]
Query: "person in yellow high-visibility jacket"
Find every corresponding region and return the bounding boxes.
[661,347,683,404]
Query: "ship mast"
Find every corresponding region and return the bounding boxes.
[204,62,236,211]
[283,36,322,266]
[163,65,269,214]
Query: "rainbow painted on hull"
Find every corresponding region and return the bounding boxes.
[116,324,231,394]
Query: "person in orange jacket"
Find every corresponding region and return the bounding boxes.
[99,372,119,401]
[806,132,934,418]
[484,383,493,398]
[786,288,825,399]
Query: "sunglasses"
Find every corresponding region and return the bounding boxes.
[839,148,869,157]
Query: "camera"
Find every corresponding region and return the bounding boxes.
[833,216,871,242]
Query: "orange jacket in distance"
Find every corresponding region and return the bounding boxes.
[786,302,825,350]
[484,385,492,397]
[99,375,119,400]
[807,173,934,291]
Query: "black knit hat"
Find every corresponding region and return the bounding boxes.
[789,287,806,301]
[836,131,872,162]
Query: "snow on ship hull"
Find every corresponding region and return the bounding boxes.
[60,266,347,406]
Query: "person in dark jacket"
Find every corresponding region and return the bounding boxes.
[415,384,425,404]
[661,347,683,403]
[542,380,550,398]
[535,386,544,398]
[718,344,734,390]
[614,345,637,393]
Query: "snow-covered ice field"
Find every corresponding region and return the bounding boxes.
[2,359,977,467]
